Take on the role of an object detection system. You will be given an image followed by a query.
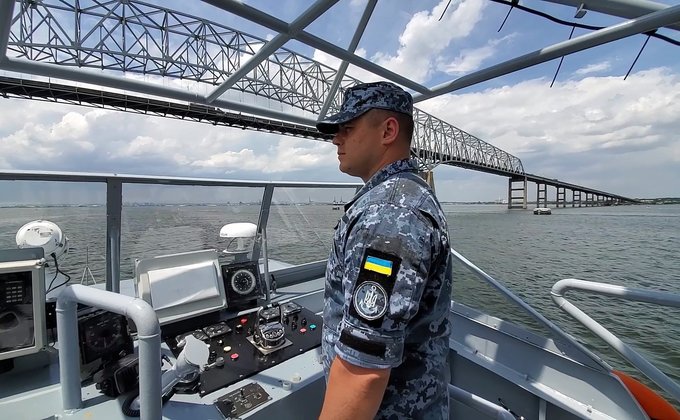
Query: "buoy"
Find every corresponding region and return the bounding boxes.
[613,370,680,420]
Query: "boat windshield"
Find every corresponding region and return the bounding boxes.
[0,178,358,283]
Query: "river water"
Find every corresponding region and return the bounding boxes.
[1,201,678,401]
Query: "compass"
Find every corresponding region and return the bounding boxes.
[230,268,256,295]
[221,262,262,306]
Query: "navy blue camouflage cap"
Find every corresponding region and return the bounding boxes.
[316,81,413,134]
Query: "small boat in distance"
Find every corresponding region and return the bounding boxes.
[533,207,552,215]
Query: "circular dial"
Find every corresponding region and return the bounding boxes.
[230,269,256,295]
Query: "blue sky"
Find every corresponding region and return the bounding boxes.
[1,0,679,203]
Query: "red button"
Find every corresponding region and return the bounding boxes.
[299,328,307,334]
[231,353,239,360]
[240,318,248,325]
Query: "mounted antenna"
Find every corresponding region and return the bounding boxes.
[551,26,576,88]
[574,3,587,19]
[80,246,97,286]
[497,0,519,32]
[438,0,452,21]
[625,32,653,80]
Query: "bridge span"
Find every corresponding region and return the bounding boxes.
[509,175,642,209]
[0,75,640,209]
[0,0,668,208]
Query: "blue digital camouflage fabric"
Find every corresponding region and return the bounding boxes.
[316,81,413,134]
[322,158,453,419]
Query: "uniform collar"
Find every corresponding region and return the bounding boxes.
[344,158,417,211]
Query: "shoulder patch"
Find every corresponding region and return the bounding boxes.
[349,249,401,326]
[353,281,388,320]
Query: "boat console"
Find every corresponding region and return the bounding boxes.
[0,221,325,419]
[165,301,321,397]
[130,225,324,403]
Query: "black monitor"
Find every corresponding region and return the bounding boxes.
[0,248,47,362]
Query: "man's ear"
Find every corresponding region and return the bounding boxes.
[381,116,399,146]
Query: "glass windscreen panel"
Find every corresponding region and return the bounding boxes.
[266,187,357,265]
[0,180,106,289]
[121,184,263,280]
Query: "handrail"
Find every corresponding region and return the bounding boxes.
[448,384,516,420]
[57,285,161,419]
[450,248,610,370]
[551,278,680,404]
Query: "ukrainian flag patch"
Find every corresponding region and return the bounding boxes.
[364,256,393,276]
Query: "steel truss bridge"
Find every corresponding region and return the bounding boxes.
[1,0,678,206]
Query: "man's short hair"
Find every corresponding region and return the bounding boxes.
[369,109,414,145]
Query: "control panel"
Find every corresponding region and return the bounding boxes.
[214,383,271,419]
[165,302,322,396]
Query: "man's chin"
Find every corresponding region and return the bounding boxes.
[338,163,353,176]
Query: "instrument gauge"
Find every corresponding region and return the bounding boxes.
[231,269,256,295]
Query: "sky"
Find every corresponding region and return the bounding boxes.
[1,0,679,204]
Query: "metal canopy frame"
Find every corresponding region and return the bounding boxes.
[0,0,678,175]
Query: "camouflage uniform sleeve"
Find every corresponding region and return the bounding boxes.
[334,202,438,369]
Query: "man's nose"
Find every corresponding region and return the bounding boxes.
[332,133,342,145]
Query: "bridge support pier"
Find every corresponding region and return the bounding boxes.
[556,186,566,208]
[536,183,547,208]
[573,190,582,207]
[419,170,436,194]
[508,177,527,209]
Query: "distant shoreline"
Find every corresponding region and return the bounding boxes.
[1,199,679,208]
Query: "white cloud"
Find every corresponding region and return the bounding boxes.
[192,138,336,174]
[1,66,678,200]
[371,0,487,82]
[438,35,515,75]
[574,61,611,76]
[419,68,680,197]
[51,112,90,140]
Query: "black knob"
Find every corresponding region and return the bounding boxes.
[301,318,307,326]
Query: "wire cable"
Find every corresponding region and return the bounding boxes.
[46,253,72,294]
[489,0,680,47]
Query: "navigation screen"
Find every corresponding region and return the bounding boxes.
[0,271,35,353]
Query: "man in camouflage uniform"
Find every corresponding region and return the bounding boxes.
[317,81,452,419]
